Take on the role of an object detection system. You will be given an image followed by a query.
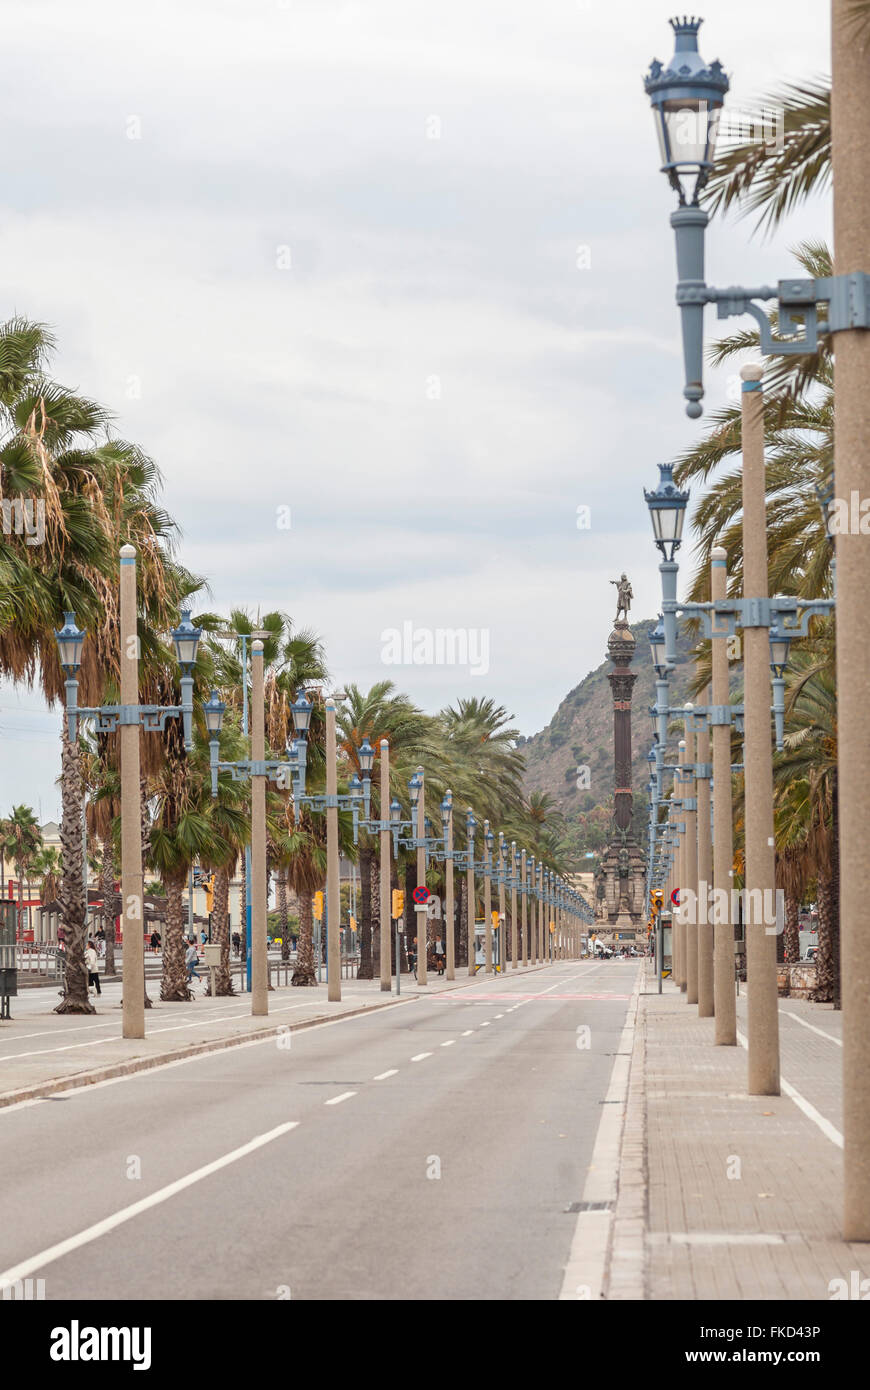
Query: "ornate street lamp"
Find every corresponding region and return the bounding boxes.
[171,610,202,671]
[203,689,226,740]
[57,611,198,750]
[290,687,313,739]
[649,616,668,676]
[645,16,869,418]
[55,612,86,673]
[644,462,690,561]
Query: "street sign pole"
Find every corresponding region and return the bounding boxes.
[395,918,401,997]
[657,911,663,995]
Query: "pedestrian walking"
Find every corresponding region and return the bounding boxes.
[185,938,201,986]
[85,938,101,996]
[232,931,241,957]
[408,940,417,979]
[434,938,445,976]
[150,929,161,954]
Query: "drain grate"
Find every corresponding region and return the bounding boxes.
[564,1200,614,1213]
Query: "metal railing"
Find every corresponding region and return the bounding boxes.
[15,943,63,979]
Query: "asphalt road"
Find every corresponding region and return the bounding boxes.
[0,958,639,1300]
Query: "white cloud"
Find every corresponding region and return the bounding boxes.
[0,0,831,812]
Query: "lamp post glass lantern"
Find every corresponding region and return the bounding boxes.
[171,611,202,671]
[644,16,729,207]
[644,462,690,560]
[55,613,86,673]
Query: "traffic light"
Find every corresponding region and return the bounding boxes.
[204,875,215,913]
[313,891,324,921]
[650,888,664,914]
[391,889,404,920]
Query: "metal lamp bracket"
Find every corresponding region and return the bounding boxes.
[706,273,870,352]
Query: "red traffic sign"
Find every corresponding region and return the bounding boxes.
[670,888,680,906]
[412,885,430,905]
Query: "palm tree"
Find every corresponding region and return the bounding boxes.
[34,846,61,906]
[200,719,250,996]
[0,804,42,931]
[336,682,440,978]
[0,319,206,1012]
[705,81,831,234]
[774,645,839,1004]
[283,809,327,987]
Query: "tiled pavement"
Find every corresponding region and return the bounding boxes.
[606,964,868,1300]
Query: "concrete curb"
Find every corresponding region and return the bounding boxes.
[602,967,649,1300]
[0,996,418,1110]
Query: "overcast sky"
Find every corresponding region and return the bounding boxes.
[0,0,830,822]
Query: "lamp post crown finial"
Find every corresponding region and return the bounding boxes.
[669,15,703,38]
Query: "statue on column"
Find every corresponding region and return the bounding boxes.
[610,573,633,624]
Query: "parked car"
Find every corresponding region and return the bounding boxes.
[802,944,819,962]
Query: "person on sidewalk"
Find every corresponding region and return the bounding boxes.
[185,938,201,986]
[85,939,101,996]
[408,940,417,979]
[434,938,445,975]
[150,929,161,954]
[232,931,241,957]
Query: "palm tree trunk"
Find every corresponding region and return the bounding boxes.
[370,853,380,974]
[357,846,374,979]
[160,875,191,1001]
[213,866,234,995]
[783,893,800,972]
[140,775,152,1009]
[828,771,841,1009]
[292,893,317,985]
[55,723,93,1015]
[404,861,417,970]
[278,870,290,961]
[101,841,117,976]
[813,872,839,1005]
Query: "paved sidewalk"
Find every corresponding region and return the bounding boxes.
[605,963,869,1300]
[0,962,553,1106]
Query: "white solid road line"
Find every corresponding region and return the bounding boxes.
[736,1029,843,1148]
[373,1069,398,1080]
[410,1052,432,1062]
[0,1121,299,1288]
[782,1010,842,1047]
[324,1092,357,1106]
[559,967,642,1302]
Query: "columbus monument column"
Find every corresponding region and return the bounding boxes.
[594,575,647,948]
